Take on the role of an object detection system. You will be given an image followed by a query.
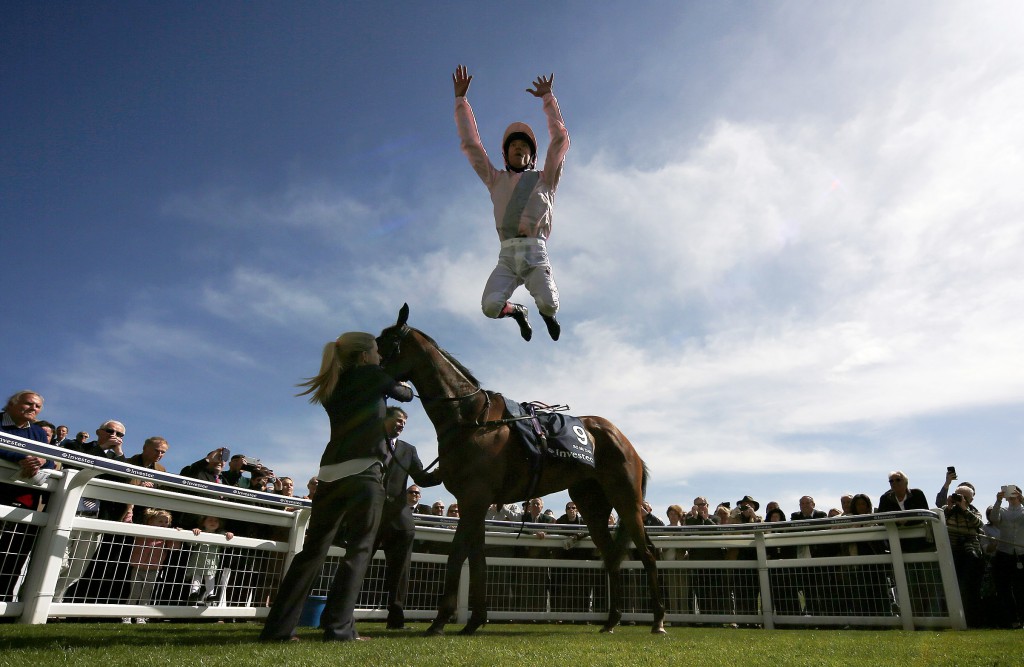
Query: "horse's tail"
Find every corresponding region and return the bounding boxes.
[641,459,650,499]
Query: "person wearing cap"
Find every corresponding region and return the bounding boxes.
[726,496,761,620]
[736,495,762,522]
[453,64,570,342]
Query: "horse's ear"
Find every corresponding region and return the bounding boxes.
[397,303,409,327]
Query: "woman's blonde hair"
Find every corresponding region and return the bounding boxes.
[143,508,173,526]
[296,332,376,404]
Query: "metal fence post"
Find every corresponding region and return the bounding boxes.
[19,468,99,624]
[930,508,967,630]
[885,521,915,630]
[754,530,774,630]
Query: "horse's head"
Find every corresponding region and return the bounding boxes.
[376,303,413,380]
[377,303,483,403]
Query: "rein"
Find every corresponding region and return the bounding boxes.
[406,388,489,474]
[411,387,483,404]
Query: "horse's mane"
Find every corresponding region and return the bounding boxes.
[411,328,482,388]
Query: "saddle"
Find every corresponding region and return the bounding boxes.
[501,397,595,469]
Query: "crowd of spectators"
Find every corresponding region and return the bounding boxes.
[2,388,1022,629]
[412,473,1023,628]
[0,389,316,610]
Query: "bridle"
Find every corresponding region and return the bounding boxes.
[377,322,491,475]
[377,324,484,406]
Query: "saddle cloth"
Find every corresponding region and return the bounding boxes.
[502,397,595,468]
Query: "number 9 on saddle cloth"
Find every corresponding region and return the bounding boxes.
[502,397,595,470]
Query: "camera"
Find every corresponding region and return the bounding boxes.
[242,458,274,476]
[947,465,956,477]
[950,492,963,503]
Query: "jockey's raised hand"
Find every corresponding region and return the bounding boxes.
[453,64,472,97]
[526,73,553,98]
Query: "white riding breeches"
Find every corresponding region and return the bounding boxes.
[481,237,559,318]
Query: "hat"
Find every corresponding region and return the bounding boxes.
[737,495,760,511]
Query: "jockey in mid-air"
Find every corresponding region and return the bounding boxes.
[453,64,570,342]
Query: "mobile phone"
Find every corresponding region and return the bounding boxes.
[1002,485,1018,498]
[947,466,956,477]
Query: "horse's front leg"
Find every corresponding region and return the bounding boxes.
[425,517,474,636]
[458,512,488,635]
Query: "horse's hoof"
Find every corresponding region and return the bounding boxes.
[600,610,621,633]
[599,626,615,634]
[458,616,486,635]
[424,625,445,637]
[651,625,667,635]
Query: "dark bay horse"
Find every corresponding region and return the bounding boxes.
[377,304,664,635]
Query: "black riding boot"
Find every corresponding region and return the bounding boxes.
[541,313,560,341]
[504,303,532,341]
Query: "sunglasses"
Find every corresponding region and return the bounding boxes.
[103,427,125,438]
[408,490,421,495]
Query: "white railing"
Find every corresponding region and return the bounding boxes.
[1,431,965,629]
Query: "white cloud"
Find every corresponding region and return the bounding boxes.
[201,267,333,326]
[53,314,257,401]
[161,183,376,235]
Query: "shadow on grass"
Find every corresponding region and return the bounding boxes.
[0,620,601,651]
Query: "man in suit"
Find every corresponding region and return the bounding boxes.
[791,495,827,521]
[373,407,442,629]
[407,485,432,515]
[790,495,831,614]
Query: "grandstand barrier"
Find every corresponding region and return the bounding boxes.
[1,431,966,629]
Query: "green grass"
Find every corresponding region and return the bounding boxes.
[0,622,1019,667]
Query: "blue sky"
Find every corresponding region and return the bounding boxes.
[4,1,1022,519]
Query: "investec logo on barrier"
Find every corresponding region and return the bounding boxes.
[0,434,28,449]
[180,479,209,490]
[122,466,155,479]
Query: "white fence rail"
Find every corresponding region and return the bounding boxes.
[1,431,965,629]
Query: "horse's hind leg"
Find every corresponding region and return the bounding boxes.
[638,534,666,634]
[570,482,624,633]
[613,498,666,634]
